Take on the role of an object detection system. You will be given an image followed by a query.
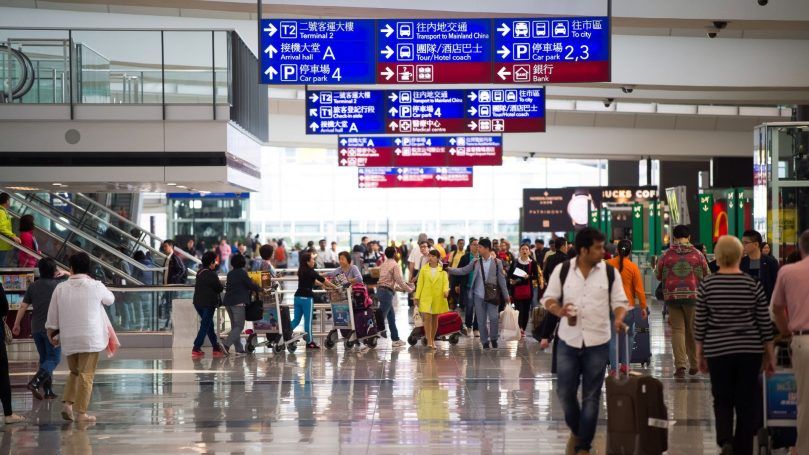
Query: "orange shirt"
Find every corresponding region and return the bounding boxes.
[606,257,647,310]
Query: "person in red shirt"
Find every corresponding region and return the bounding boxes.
[17,215,40,268]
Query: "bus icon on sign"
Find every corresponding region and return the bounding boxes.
[398,22,413,39]
[533,21,549,38]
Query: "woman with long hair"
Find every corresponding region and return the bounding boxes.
[295,252,339,350]
[414,250,449,350]
[606,239,648,375]
[17,214,40,268]
[508,243,541,337]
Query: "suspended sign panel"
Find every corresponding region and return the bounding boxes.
[358,167,473,188]
[260,17,610,85]
[306,88,544,135]
[337,136,502,167]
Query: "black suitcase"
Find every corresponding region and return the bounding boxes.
[629,313,652,367]
[606,332,668,454]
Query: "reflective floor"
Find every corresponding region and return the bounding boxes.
[5,301,722,454]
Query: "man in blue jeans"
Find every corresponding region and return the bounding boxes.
[447,238,510,349]
[376,246,414,347]
[453,238,479,336]
[541,228,628,455]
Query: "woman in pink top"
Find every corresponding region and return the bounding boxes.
[17,215,40,268]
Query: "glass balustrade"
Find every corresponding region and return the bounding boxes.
[107,286,194,333]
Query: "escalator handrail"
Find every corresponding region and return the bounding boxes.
[5,195,165,275]
[70,192,202,266]
[0,231,70,274]
[35,191,166,260]
[2,214,145,285]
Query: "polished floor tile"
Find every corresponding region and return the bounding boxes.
[4,301,727,454]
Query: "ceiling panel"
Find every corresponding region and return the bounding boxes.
[554,112,596,127]
[634,114,677,129]
[593,113,637,128]
[715,116,763,131]
[675,116,717,131]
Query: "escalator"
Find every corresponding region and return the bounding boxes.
[4,194,164,285]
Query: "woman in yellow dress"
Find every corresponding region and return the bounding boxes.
[414,249,449,349]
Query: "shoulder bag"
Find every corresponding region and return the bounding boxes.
[478,260,500,305]
[513,262,533,301]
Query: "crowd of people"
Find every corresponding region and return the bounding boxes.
[2,217,809,455]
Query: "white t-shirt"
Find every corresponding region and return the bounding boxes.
[408,248,425,271]
[45,275,115,356]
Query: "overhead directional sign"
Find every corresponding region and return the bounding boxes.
[377,19,492,84]
[260,17,610,85]
[260,19,375,84]
[338,135,502,167]
[307,88,544,135]
[493,17,610,83]
[358,167,473,188]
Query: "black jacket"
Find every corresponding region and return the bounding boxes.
[543,252,568,284]
[452,253,476,289]
[166,252,188,284]
[0,281,8,319]
[193,268,224,309]
[222,268,261,307]
[740,255,779,300]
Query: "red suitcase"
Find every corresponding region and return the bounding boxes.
[407,311,463,346]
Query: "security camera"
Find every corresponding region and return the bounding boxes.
[529,152,536,158]
[621,86,634,94]
[713,21,728,30]
[758,0,768,4]
[706,31,718,38]
[523,156,529,162]
[603,98,614,108]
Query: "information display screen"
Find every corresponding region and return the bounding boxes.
[260,17,610,85]
[338,135,502,167]
[307,88,544,135]
[358,167,473,188]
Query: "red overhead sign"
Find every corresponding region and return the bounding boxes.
[358,167,473,188]
[338,135,502,168]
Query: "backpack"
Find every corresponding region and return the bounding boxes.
[558,260,615,307]
[350,283,373,310]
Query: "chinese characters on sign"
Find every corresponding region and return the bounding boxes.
[337,136,502,167]
[359,167,474,188]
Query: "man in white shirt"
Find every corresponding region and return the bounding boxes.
[541,228,628,455]
[315,239,338,269]
[46,252,115,423]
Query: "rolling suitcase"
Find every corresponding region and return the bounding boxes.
[630,312,652,367]
[606,332,668,455]
[435,311,463,336]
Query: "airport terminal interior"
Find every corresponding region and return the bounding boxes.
[1,0,809,453]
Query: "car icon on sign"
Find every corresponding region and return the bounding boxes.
[552,20,569,37]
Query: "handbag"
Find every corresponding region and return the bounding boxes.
[478,259,500,305]
[513,262,533,301]
[245,292,264,321]
[3,322,12,345]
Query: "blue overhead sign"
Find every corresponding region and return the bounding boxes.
[260,17,610,85]
[260,19,375,84]
[306,88,545,135]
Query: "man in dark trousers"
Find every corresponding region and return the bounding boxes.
[162,240,188,328]
[741,229,779,300]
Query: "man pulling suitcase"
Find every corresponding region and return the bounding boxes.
[541,228,629,455]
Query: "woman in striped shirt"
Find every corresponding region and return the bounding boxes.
[695,235,775,455]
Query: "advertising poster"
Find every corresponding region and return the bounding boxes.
[332,302,352,330]
[766,371,797,421]
[254,306,280,334]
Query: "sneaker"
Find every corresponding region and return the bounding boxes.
[608,369,617,378]
[212,349,226,358]
[391,340,406,348]
[306,342,321,350]
[482,342,490,350]
[491,340,498,349]
[674,367,686,379]
[473,330,480,338]
[233,351,246,357]
[619,364,630,375]
[191,349,204,359]
[689,368,699,376]
[4,414,25,424]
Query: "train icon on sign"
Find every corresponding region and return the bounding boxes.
[533,21,549,38]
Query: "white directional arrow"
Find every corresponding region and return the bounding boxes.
[380,24,394,37]
[388,92,398,102]
[449,138,457,145]
[389,107,398,116]
[468,121,478,131]
[449,148,457,155]
[309,122,319,131]
[468,106,478,116]
[340,138,348,146]
[497,23,511,36]
[497,45,510,59]
[467,92,477,102]
[309,108,318,117]
[380,46,394,59]
[340,158,347,165]
[389,121,398,131]
[340,149,347,156]
[394,138,402,146]
[309,93,319,103]
[263,23,278,37]
[380,67,395,80]
[395,148,402,155]
[264,44,278,58]
[264,66,278,79]
[497,66,512,80]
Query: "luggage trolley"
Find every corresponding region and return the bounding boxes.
[756,344,798,455]
[324,286,384,350]
[245,291,306,354]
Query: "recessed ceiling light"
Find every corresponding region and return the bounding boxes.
[52,183,62,186]
[177,185,187,189]
[167,183,176,186]
[7,186,40,191]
